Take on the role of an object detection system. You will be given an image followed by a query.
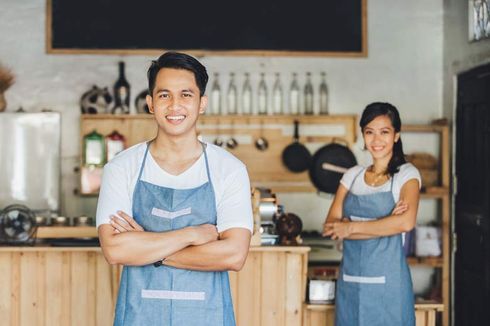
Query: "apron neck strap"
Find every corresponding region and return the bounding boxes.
[201,142,214,188]
[137,141,213,185]
[137,141,152,182]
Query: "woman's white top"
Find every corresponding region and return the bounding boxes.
[340,163,422,202]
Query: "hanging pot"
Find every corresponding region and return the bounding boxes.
[282,120,312,173]
[308,139,357,194]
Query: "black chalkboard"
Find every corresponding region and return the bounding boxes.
[48,0,366,56]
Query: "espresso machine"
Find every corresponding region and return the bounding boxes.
[256,188,280,245]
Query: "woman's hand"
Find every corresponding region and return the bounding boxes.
[110,211,144,233]
[392,200,409,216]
[323,219,353,240]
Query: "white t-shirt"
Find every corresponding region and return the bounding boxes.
[340,163,421,202]
[96,142,253,233]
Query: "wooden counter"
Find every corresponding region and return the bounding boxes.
[0,245,309,326]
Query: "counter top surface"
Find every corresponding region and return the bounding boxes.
[0,244,310,253]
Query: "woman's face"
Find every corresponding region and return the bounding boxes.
[362,115,400,161]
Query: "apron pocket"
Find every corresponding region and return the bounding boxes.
[343,273,386,284]
[151,207,192,219]
[141,289,205,301]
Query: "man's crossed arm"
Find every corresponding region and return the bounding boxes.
[98,211,251,272]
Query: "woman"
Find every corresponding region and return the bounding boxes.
[323,102,420,326]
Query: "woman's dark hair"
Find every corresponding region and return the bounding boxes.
[360,102,406,176]
[147,52,209,97]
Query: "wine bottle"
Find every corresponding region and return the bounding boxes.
[289,73,300,115]
[319,72,329,115]
[210,73,221,115]
[272,73,283,115]
[304,72,314,115]
[227,73,237,115]
[258,73,268,115]
[112,62,131,114]
[242,73,252,115]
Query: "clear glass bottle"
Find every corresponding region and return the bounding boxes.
[289,73,300,115]
[242,73,252,115]
[319,72,329,115]
[112,61,131,114]
[83,130,105,166]
[258,73,268,115]
[304,72,314,115]
[210,73,221,115]
[272,73,283,115]
[227,73,238,115]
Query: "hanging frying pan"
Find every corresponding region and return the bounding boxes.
[282,120,312,173]
[309,139,357,193]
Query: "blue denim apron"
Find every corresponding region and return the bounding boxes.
[335,169,415,326]
[114,142,236,326]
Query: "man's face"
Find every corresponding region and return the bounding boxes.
[146,68,207,138]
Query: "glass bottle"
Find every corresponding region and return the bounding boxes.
[272,73,283,115]
[304,72,314,115]
[227,73,238,115]
[242,73,253,115]
[112,62,131,114]
[289,73,300,115]
[258,73,268,115]
[105,130,126,162]
[210,73,221,115]
[319,72,329,115]
[83,130,105,166]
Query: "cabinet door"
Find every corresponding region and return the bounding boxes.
[455,62,490,326]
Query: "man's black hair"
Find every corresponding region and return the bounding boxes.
[147,52,208,97]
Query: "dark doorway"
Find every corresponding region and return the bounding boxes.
[455,62,490,326]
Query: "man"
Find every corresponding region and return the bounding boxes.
[96,52,253,326]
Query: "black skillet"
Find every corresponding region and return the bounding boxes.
[282,120,312,173]
[309,140,357,194]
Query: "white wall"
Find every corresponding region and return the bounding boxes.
[443,0,490,120]
[0,0,444,223]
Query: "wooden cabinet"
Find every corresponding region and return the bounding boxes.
[303,304,444,326]
[0,246,309,326]
[402,123,451,326]
[80,114,358,193]
[0,247,118,326]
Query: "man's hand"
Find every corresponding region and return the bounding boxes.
[189,224,219,245]
[110,211,144,233]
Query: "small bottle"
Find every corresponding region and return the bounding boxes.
[272,73,283,115]
[289,73,300,115]
[83,130,105,166]
[227,73,238,115]
[319,72,329,115]
[105,130,126,162]
[210,73,221,115]
[304,72,314,115]
[242,73,253,115]
[258,73,268,115]
[112,62,131,114]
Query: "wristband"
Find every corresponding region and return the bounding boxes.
[153,258,166,267]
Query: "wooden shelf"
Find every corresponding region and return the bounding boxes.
[402,123,448,133]
[407,256,444,268]
[80,114,359,193]
[420,187,449,198]
[305,302,444,311]
[82,113,357,123]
